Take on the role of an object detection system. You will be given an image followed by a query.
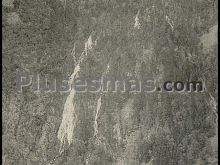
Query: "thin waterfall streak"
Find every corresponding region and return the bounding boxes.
[94,96,102,137]
[69,64,80,84]
[166,15,174,31]
[57,50,82,148]
[134,10,141,29]
[71,43,76,64]
[85,35,93,55]
[58,34,96,148]
[209,93,218,123]
[57,89,77,146]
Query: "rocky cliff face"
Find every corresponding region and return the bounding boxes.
[2,0,218,165]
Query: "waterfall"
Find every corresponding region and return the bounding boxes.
[113,123,122,143]
[87,35,93,50]
[93,62,111,139]
[85,35,93,55]
[209,93,218,123]
[165,15,174,31]
[57,64,80,149]
[69,64,80,84]
[58,34,94,149]
[134,11,141,29]
[94,96,102,137]
[58,89,77,146]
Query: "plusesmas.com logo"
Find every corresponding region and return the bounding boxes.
[16,72,204,94]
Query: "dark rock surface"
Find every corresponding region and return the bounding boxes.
[2,0,218,165]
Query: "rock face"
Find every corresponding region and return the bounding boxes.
[6,12,22,25]
[200,25,218,53]
[2,0,14,7]
[2,0,218,165]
